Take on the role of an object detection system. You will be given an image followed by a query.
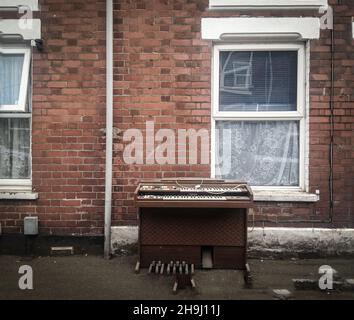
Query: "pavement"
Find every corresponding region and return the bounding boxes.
[0,254,353,300]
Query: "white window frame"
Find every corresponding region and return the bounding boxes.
[0,45,32,192]
[0,47,31,112]
[211,42,307,191]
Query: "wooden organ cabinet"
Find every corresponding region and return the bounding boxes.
[134,179,253,271]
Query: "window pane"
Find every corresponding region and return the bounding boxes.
[215,121,299,186]
[0,54,25,106]
[0,118,31,179]
[219,51,297,112]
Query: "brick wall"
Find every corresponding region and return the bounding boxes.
[328,0,354,228]
[0,0,353,235]
[111,0,354,229]
[0,0,107,234]
[111,0,212,225]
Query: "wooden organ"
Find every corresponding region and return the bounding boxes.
[134,179,253,271]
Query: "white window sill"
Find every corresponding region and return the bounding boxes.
[208,0,327,11]
[0,0,39,11]
[0,192,38,200]
[253,190,319,202]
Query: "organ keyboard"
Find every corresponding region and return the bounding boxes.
[135,179,253,208]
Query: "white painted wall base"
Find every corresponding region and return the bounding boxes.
[111,226,139,251]
[247,227,354,257]
[111,226,354,257]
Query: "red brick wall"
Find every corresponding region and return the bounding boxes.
[0,0,107,234]
[111,0,212,225]
[111,0,354,229]
[0,0,353,235]
[328,0,354,228]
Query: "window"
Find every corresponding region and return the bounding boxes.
[212,43,306,189]
[0,47,31,112]
[0,46,32,191]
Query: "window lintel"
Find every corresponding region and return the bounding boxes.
[209,0,327,11]
[201,17,320,41]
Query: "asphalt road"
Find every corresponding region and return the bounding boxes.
[0,255,353,300]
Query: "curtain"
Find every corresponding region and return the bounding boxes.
[215,121,299,186]
[0,54,24,105]
[219,51,298,112]
[0,118,30,179]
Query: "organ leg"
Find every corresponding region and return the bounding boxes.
[135,261,140,274]
[244,263,253,288]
